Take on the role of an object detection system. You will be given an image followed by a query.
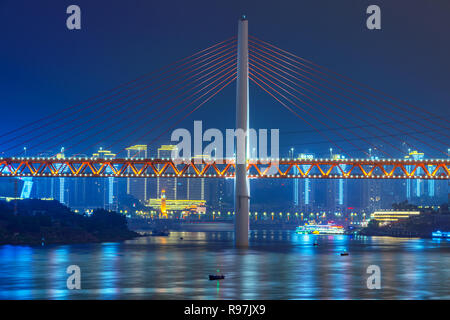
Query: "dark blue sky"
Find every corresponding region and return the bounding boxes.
[0,0,449,157]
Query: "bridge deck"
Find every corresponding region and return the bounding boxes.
[0,157,448,179]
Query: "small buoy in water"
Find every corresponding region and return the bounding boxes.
[313,242,318,246]
[340,252,349,256]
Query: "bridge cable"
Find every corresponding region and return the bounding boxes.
[75,62,237,156]
[49,53,237,156]
[8,44,237,155]
[250,35,450,126]
[249,43,449,157]
[249,61,394,157]
[249,40,450,145]
[0,36,236,140]
[249,74,350,158]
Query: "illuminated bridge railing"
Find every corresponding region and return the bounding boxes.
[0,157,448,179]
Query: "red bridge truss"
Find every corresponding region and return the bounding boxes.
[0,157,448,179]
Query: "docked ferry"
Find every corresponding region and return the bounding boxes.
[295,223,345,235]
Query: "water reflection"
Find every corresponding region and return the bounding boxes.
[0,231,450,299]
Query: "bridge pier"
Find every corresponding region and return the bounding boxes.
[234,16,250,248]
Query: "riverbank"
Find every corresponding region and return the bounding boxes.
[0,199,139,245]
[360,211,450,238]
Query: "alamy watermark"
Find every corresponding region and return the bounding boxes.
[170,120,279,168]
[66,265,81,290]
[66,5,81,30]
[366,265,381,289]
[366,5,381,30]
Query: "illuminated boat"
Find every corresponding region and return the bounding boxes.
[432,231,450,238]
[295,223,345,235]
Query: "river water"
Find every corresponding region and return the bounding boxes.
[1,231,450,299]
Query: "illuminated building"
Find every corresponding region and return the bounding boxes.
[56,148,68,205]
[362,156,382,212]
[29,149,68,204]
[147,198,206,214]
[293,168,299,206]
[208,178,231,210]
[185,155,208,200]
[326,154,347,211]
[370,210,421,226]
[405,150,424,199]
[92,148,118,211]
[157,145,178,200]
[66,176,87,210]
[0,165,33,199]
[18,177,33,199]
[295,153,314,209]
[126,145,148,202]
[405,150,435,200]
[160,189,167,218]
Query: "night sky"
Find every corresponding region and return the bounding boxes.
[0,0,449,158]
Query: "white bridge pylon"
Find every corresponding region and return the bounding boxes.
[234,16,250,247]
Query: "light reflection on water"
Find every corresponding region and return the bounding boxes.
[0,231,450,300]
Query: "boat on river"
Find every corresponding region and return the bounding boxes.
[296,223,345,235]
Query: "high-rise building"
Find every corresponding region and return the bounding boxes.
[185,155,208,201]
[405,150,436,201]
[294,153,315,210]
[125,145,148,202]
[362,179,382,212]
[55,149,68,205]
[92,148,118,211]
[361,156,383,212]
[208,178,227,209]
[157,145,178,200]
[31,149,71,205]
[326,154,347,212]
[66,177,87,209]
[33,177,54,200]
[405,150,424,200]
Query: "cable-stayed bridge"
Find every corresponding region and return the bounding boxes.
[1,19,448,160]
[1,30,448,174]
[0,157,448,180]
[1,17,449,245]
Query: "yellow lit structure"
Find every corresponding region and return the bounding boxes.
[371,210,421,225]
[160,189,167,219]
[147,198,206,213]
[405,150,424,159]
[92,148,116,159]
[125,145,148,152]
[0,197,54,202]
